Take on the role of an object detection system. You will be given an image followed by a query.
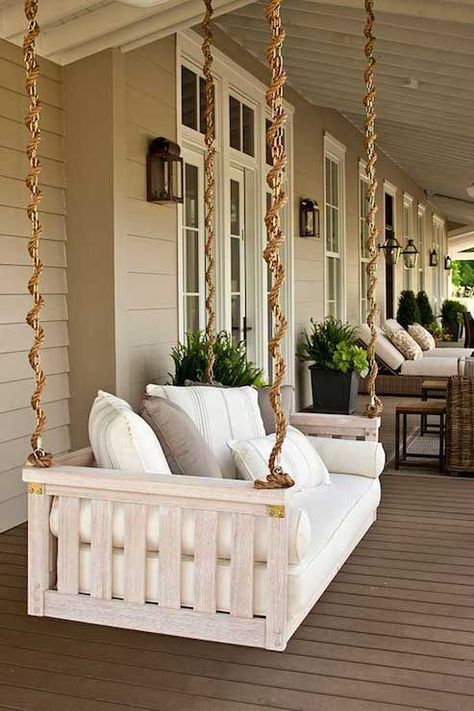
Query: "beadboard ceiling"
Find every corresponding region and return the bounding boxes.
[1,0,473,230]
[217,0,474,231]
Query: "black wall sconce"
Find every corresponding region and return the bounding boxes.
[429,249,439,267]
[379,227,401,265]
[444,255,453,271]
[147,137,183,204]
[401,239,419,269]
[299,198,319,237]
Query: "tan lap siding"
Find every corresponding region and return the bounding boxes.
[121,37,178,408]
[0,38,70,531]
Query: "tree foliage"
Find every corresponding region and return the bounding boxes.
[396,290,420,329]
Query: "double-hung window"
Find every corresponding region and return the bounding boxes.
[417,204,426,292]
[324,134,346,318]
[403,193,415,291]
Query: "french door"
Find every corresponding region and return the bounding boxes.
[229,166,250,349]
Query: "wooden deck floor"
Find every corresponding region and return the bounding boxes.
[1,473,474,710]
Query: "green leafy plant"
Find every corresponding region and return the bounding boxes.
[426,321,442,339]
[441,299,467,339]
[297,316,368,377]
[169,331,265,387]
[396,290,420,329]
[416,291,434,328]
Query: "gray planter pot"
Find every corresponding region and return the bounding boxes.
[309,366,359,414]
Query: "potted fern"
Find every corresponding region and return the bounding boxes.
[169,330,265,387]
[297,317,368,414]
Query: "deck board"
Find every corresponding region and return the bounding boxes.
[0,473,473,709]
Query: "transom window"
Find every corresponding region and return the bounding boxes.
[229,94,255,156]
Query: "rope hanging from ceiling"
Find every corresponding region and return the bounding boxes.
[363,0,383,419]
[202,0,217,384]
[254,0,294,489]
[23,0,52,468]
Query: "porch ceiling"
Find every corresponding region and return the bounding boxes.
[217,0,474,228]
[0,0,255,64]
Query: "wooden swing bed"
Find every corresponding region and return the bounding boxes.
[23,0,384,651]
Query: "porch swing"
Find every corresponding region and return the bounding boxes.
[23,0,385,650]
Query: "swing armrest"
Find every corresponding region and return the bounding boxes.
[290,412,381,442]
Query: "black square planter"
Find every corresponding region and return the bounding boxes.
[310,366,359,414]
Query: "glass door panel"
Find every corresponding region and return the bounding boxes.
[230,168,246,346]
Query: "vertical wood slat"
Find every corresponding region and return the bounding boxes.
[57,496,80,595]
[265,512,289,651]
[124,503,147,603]
[159,506,181,609]
[90,500,113,600]
[28,491,52,615]
[193,510,218,613]
[230,514,255,619]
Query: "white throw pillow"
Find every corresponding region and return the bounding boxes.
[384,318,404,332]
[146,385,265,478]
[228,426,330,488]
[89,390,171,474]
[408,323,436,351]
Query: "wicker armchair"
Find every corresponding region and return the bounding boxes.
[445,374,474,474]
[463,311,474,348]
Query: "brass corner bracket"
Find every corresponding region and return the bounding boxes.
[267,504,285,519]
[28,483,44,495]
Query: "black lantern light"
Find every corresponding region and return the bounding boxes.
[147,137,183,204]
[379,228,402,265]
[299,198,319,237]
[401,239,419,269]
[429,249,439,267]
[444,255,453,271]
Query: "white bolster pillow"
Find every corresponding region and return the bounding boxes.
[50,496,311,565]
[308,436,385,479]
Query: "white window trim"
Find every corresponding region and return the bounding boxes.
[432,214,447,307]
[358,159,369,322]
[323,132,346,320]
[417,203,426,290]
[176,30,295,386]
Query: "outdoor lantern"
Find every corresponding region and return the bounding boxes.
[147,137,183,204]
[401,239,419,269]
[299,198,319,237]
[379,229,402,265]
[444,255,452,271]
[429,249,439,267]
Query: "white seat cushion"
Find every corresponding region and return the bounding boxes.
[422,347,473,358]
[89,390,171,474]
[400,357,459,377]
[75,473,380,618]
[146,385,265,478]
[356,323,405,371]
[228,426,330,488]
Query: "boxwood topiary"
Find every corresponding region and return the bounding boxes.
[396,290,420,329]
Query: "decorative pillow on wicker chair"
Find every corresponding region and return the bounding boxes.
[141,397,222,478]
[386,329,423,360]
[89,390,172,474]
[228,426,330,489]
[408,323,436,351]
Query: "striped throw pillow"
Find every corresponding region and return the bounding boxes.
[228,426,330,489]
[89,390,171,474]
[146,385,265,478]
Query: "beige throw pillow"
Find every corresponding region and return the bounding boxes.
[386,329,423,360]
[141,397,223,478]
[408,323,436,351]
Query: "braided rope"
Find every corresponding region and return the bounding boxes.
[363,0,383,419]
[255,0,294,490]
[23,0,52,468]
[202,0,216,383]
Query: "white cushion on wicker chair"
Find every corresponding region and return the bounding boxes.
[146,385,265,478]
[423,347,473,358]
[89,390,171,474]
[400,357,460,377]
[356,323,405,371]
